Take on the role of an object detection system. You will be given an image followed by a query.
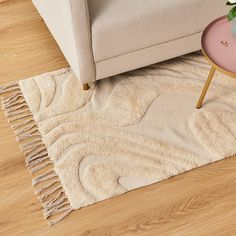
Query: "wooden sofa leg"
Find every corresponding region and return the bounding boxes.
[83,83,90,90]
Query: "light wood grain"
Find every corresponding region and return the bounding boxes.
[0,1,236,235]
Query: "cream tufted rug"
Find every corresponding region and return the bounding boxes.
[1,52,236,225]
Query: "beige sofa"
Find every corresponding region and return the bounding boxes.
[32,0,227,89]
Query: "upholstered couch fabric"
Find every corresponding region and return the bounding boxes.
[88,0,227,62]
[32,0,228,84]
[32,0,96,83]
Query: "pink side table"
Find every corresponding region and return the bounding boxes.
[196,16,236,109]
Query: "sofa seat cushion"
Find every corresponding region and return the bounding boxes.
[88,0,226,62]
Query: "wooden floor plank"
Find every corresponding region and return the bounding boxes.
[0,1,235,235]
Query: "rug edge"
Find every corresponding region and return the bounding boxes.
[0,81,73,226]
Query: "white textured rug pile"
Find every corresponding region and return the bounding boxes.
[0,52,235,225]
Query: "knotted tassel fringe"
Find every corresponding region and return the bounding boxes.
[0,81,74,226]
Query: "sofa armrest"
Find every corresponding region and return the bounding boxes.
[69,0,96,83]
[32,0,96,83]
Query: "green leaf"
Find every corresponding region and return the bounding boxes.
[227,6,236,21]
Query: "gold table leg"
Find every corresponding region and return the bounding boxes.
[196,66,216,109]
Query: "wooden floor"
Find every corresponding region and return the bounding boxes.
[0,1,236,235]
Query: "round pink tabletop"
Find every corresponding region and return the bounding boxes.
[202,16,236,75]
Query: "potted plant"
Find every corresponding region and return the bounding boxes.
[227,0,236,36]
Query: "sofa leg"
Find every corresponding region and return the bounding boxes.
[83,83,90,90]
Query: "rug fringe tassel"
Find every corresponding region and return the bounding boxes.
[24,142,43,156]
[15,123,37,136]
[0,82,74,226]
[0,82,19,94]
[28,155,51,169]
[12,117,34,130]
[26,152,48,165]
[33,170,58,186]
[3,100,27,110]
[44,204,70,219]
[25,146,47,158]
[16,132,40,142]
[7,110,30,119]
[43,191,66,210]
[35,179,60,195]
[2,92,23,105]
[48,208,74,226]
[21,138,42,150]
[9,113,31,122]
[30,160,52,174]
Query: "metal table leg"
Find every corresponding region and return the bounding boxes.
[196,66,216,109]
